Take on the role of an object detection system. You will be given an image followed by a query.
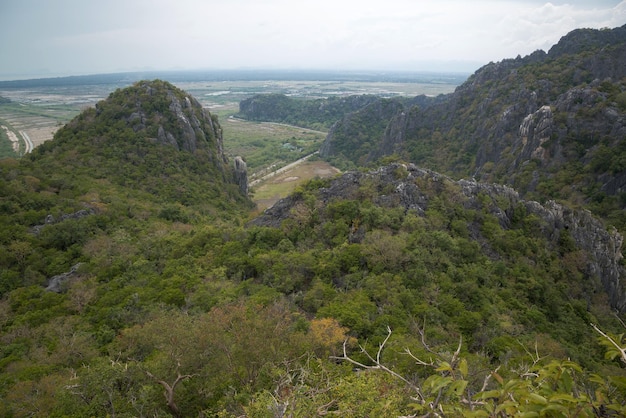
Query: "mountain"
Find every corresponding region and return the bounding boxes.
[3,43,626,417]
[238,93,385,130]
[317,25,626,229]
[36,79,249,199]
[0,80,251,295]
[253,163,626,313]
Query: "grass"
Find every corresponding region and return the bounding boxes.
[251,160,340,210]
[0,122,18,159]
[219,110,327,174]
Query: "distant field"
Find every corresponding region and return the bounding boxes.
[0,71,465,165]
[252,160,341,211]
[220,116,326,174]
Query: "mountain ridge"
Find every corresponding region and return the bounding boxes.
[3,30,626,417]
[253,162,626,312]
[309,24,626,229]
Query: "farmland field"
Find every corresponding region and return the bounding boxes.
[252,159,341,211]
[0,70,466,205]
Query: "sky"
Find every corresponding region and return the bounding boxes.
[1,0,625,80]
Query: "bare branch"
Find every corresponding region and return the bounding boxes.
[517,339,544,370]
[317,399,338,416]
[146,369,195,418]
[480,365,500,392]
[591,323,626,365]
[331,329,425,403]
[418,320,438,357]
[378,326,393,365]
[450,336,463,370]
[403,348,435,367]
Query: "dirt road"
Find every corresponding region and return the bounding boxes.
[249,151,319,188]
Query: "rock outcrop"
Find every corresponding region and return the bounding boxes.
[31,208,95,235]
[317,25,626,209]
[45,263,83,293]
[253,163,626,311]
[114,80,229,168]
[233,156,249,195]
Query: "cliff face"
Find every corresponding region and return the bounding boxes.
[319,25,626,212]
[320,95,446,166]
[125,81,254,192]
[253,163,626,312]
[100,80,229,167]
[33,80,247,204]
[319,99,405,164]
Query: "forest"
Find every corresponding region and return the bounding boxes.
[2,28,626,417]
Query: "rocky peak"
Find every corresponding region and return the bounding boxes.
[548,25,626,58]
[50,80,251,202]
[253,163,626,311]
[116,80,228,161]
[319,24,626,222]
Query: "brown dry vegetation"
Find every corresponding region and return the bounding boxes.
[252,160,340,211]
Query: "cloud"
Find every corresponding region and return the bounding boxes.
[0,0,624,78]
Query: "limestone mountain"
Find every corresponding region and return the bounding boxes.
[253,163,626,314]
[238,93,393,130]
[319,95,444,168]
[0,80,251,295]
[317,25,626,228]
[27,79,250,208]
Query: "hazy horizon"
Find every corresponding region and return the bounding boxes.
[1,0,625,81]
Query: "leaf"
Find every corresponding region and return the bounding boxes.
[526,393,548,405]
[474,389,502,400]
[462,410,489,418]
[543,403,571,413]
[608,375,626,392]
[446,379,468,398]
[436,361,453,373]
[589,373,606,385]
[423,374,453,395]
[548,393,580,403]
[458,358,468,378]
[495,400,519,414]
[492,371,504,385]
[517,412,540,418]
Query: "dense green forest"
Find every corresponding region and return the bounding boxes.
[2,62,626,416]
[238,94,385,131]
[242,26,626,235]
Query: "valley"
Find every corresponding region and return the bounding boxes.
[0,70,463,206]
[2,26,626,416]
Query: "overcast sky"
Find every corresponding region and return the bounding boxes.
[1,0,625,80]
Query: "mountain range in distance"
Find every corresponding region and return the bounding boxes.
[0,69,470,89]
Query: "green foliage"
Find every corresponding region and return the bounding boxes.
[238,93,382,130]
[2,73,626,416]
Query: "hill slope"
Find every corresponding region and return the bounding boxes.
[3,52,626,418]
[0,80,251,295]
[317,25,626,228]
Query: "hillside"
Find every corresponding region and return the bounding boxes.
[0,80,251,296]
[315,25,626,229]
[2,68,626,416]
[238,93,385,130]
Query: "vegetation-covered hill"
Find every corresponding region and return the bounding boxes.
[325,25,626,231]
[0,80,251,296]
[2,53,626,417]
[244,26,626,230]
[238,93,384,130]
